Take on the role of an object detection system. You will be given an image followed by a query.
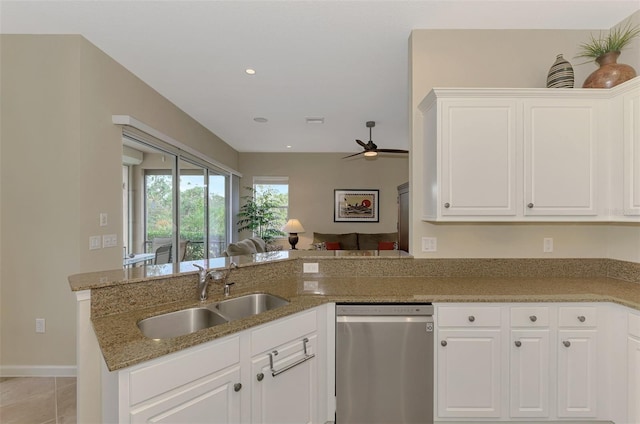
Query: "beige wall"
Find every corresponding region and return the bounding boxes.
[0,35,238,370]
[238,153,409,249]
[409,15,640,260]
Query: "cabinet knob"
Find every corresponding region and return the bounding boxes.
[563,340,571,348]
[577,315,586,323]
[514,340,522,347]
[468,315,475,322]
[444,202,450,208]
[256,373,264,382]
[234,383,242,392]
[441,340,447,347]
[527,203,534,208]
[529,315,537,322]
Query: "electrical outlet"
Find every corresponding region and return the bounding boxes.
[543,237,554,253]
[103,234,117,248]
[99,213,108,227]
[35,318,45,333]
[303,263,319,273]
[422,237,437,252]
[89,236,101,250]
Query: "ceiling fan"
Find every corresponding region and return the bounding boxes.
[343,121,409,159]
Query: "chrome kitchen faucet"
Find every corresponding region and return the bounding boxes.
[193,262,237,301]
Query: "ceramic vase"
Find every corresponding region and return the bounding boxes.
[582,51,637,88]
[546,54,574,88]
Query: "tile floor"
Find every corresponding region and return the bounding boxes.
[0,377,76,424]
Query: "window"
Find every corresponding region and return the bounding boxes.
[122,129,234,265]
[253,176,289,235]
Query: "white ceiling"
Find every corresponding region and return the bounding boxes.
[2,1,639,153]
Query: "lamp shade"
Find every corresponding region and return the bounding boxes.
[282,219,305,233]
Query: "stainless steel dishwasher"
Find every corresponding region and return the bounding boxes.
[336,303,434,424]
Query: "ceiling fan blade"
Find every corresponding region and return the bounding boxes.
[342,151,365,159]
[376,148,409,154]
[355,139,367,149]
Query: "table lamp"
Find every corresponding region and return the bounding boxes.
[282,219,305,250]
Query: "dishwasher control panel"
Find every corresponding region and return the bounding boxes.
[336,303,433,316]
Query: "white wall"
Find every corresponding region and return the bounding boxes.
[409,15,640,260]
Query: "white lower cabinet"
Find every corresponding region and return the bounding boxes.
[557,330,598,417]
[435,303,611,422]
[129,366,242,423]
[250,335,317,424]
[104,305,328,424]
[436,306,502,418]
[628,312,640,424]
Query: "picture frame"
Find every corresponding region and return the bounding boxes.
[334,189,379,222]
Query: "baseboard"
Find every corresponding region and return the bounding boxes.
[0,365,77,377]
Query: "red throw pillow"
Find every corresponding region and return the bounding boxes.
[378,241,396,250]
[324,241,341,250]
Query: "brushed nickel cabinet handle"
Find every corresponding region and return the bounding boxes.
[468,315,475,322]
[578,315,586,323]
[444,202,450,208]
[529,315,537,322]
[441,340,447,347]
[234,383,242,392]
[514,340,522,347]
[563,340,571,348]
[527,203,534,208]
[256,373,264,382]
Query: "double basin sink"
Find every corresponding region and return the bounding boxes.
[137,293,289,340]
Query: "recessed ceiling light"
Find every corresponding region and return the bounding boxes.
[245,68,256,75]
[286,145,292,149]
[253,117,268,123]
[305,117,324,124]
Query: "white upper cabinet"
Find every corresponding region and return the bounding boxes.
[523,99,599,216]
[419,78,640,222]
[439,99,518,217]
[622,80,640,216]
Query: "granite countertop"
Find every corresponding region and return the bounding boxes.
[94,274,640,372]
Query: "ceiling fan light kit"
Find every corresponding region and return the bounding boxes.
[343,120,409,159]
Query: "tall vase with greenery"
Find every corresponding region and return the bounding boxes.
[577,19,640,88]
[237,187,285,245]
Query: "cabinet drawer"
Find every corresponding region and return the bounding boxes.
[510,306,549,327]
[630,312,640,338]
[437,306,501,327]
[252,309,317,355]
[558,306,597,328]
[128,335,240,405]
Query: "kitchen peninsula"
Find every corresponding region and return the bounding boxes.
[70,254,640,423]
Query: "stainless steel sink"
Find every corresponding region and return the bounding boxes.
[213,293,289,321]
[138,307,228,340]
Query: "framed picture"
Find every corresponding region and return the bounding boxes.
[334,189,379,222]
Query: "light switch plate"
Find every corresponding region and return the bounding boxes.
[422,237,437,252]
[89,236,101,250]
[103,234,117,248]
[303,263,319,273]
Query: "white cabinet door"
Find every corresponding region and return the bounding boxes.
[437,329,502,418]
[557,330,598,418]
[250,335,317,424]
[129,366,242,424]
[510,329,550,418]
[439,99,518,216]
[628,336,640,424]
[623,86,640,216]
[523,99,599,216]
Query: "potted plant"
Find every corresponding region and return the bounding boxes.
[577,19,640,88]
[236,187,285,245]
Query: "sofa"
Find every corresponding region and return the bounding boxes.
[312,232,398,250]
[224,237,284,256]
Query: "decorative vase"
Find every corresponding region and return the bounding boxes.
[546,54,574,88]
[582,51,637,88]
